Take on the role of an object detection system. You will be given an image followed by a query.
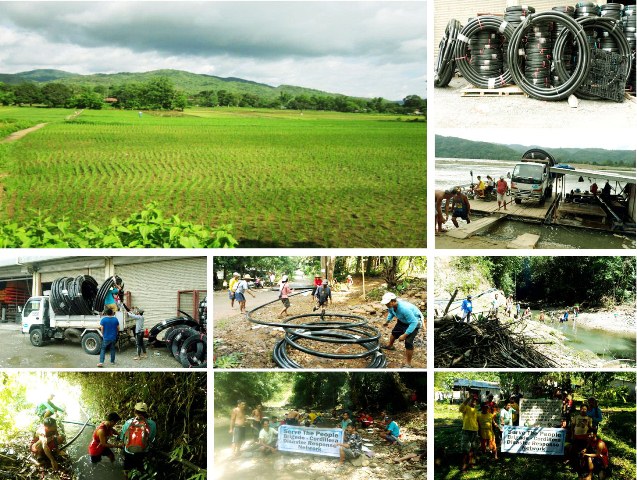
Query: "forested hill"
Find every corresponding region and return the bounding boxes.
[0,68,359,100]
[436,135,636,167]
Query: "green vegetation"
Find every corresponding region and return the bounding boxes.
[449,256,635,307]
[434,372,636,480]
[0,107,425,247]
[436,135,636,167]
[0,70,426,114]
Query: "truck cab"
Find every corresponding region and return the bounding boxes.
[510,150,556,205]
[22,295,128,355]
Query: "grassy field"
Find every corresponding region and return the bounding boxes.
[0,106,426,247]
[434,401,636,480]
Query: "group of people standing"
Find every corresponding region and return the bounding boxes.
[30,397,156,479]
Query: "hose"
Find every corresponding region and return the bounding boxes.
[553,16,631,101]
[179,333,207,368]
[453,15,516,89]
[93,276,123,313]
[435,19,462,87]
[148,317,199,346]
[50,276,98,315]
[507,10,592,100]
[246,290,387,368]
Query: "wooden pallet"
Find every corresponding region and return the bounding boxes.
[461,85,526,97]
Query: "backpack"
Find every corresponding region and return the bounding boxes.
[124,417,151,453]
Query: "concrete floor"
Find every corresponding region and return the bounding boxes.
[432,76,637,129]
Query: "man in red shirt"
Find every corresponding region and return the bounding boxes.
[496,176,508,211]
[580,430,609,480]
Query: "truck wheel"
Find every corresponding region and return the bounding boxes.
[514,198,522,205]
[30,328,46,347]
[82,332,102,355]
[539,196,546,206]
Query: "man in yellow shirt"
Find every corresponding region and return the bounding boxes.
[228,272,240,308]
[474,176,486,198]
[459,393,479,471]
[477,403,498,460]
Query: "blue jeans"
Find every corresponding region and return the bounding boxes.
[100,339,117,364]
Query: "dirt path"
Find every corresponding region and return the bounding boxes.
[0,122,48,144]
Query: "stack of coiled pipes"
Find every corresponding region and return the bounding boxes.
[434,3,635,101]
[50,275,99,315]
[247,290,387,368]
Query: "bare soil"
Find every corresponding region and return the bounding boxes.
[0,123,47,143]
[213,279,426,369]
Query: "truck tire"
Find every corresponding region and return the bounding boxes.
[514,198,522,205]
[82,332,102,355]
[30,327,46,347]
[179,334,207,368]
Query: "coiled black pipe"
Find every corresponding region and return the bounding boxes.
[553,16,631,101]
[453,16,516,89]
[93,276,123,313]
[435,19,462,87]
[508,11,592,100]
[50,275,98,315]
[246,290,387,368]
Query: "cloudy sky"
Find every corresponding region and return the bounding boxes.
[0,1,426,99]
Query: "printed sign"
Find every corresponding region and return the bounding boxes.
[501,426,566,455]
[277,425,344,457]
[519,398,562,427]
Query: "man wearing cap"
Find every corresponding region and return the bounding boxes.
[460,295,473,323]
[88,412,124,464]
[228,272,240,308]
[278,275,293,318]
[380,292,423,367]
[496,176,508,210]
[313,279,332,312]
[128,307,147,360]
[235,274,255,314]
[119,402,157,478]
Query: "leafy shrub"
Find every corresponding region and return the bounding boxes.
[0,203,237,248]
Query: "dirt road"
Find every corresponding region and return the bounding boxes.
[0,123,47,143]
[0,323,195,369]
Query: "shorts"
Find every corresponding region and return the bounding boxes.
[343,448,361,459]
[497,192,506,202]
[123,451,146,472]
[390,322,420,350]
[232,425,246,444]
[384,434,399,444]
[592,457,607,473]
[90,448,115,463]
[453,208,468,220]
[286,418,300,426]
[228,291,235,300]
[461,430,479,453]
[234,292,246,302]
[280,298,290,308]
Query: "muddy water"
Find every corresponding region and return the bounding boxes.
[436,158,636,249]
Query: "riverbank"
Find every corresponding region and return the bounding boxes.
[572,305,636,334]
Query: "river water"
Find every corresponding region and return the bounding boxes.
[436,158,636,249]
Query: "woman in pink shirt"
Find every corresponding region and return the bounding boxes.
[278,275,293,318]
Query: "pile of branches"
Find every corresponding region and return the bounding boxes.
[434,317,557,368]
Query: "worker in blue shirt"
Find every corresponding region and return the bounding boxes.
[380,292,423,367]
[460,295,473,322]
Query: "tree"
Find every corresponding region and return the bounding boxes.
[69,90,104,109]
[144,77,176,110]
[172,91,188,111]
[13,82,42,106]
[41,83,73,108]
[402,94,425,112]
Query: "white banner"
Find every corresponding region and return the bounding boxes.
[519,398,562,427]
[277,425,344,457]
[501,426,566,455]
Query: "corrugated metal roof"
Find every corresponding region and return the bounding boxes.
[454,379,500,389]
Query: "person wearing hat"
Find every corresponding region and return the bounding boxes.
[278,275,293,318]
[345,274,353,291]
[228,272,241,308]
[313,279,332,312]
[128,307,147,360]
[312,275,323,297]
[496,175,508,210]
[235,274,256,314]
[380,292,423,367]
[119,402,157,478]
[460,295,473,323]
[88,412,124,464]
[30,416,66,471]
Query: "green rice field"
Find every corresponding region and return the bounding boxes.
[0,107,426,247]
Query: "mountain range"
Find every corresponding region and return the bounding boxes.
[0,68,369,100]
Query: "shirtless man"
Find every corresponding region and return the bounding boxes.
[229,401,247,456]
[435,189,455,234]
[446,189,472,228]
[286,408,301,426]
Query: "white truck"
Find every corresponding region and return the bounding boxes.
[21,295,136,355]
[510,149,556,205]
